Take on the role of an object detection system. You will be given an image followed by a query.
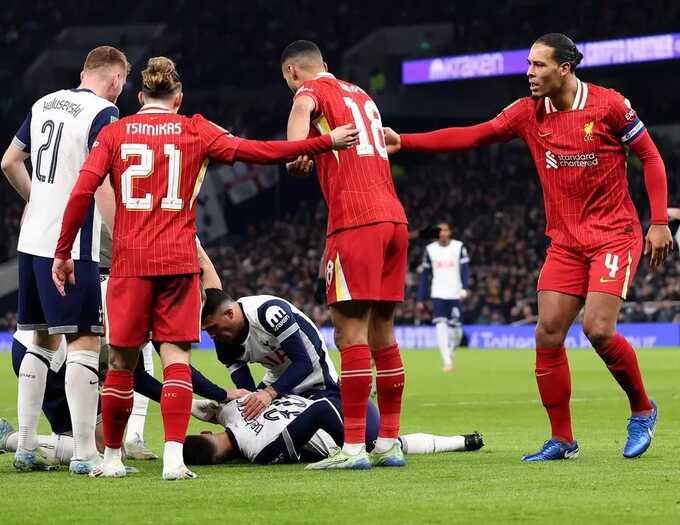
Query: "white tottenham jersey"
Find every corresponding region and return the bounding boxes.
[216,395,339,462]
[14,88,118,261]
[13,329,67,373]
[220,295,338,394]
[422,240,469,300]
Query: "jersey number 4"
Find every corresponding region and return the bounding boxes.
[121,144,183,211]
[343,98,388,159]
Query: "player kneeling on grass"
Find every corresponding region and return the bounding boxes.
[51,57,358,480]
[184,395,483,466]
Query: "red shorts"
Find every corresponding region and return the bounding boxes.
[537,233,643,299]
[324,222,408,304]
[105,274,201,348]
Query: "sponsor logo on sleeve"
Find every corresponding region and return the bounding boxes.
[265,305,290,331]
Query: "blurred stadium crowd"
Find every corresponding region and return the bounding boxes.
[1,0,680,330]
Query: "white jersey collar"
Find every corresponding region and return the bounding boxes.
[314,72,335,80]
[544,78,588,114]
[138,104,172,114]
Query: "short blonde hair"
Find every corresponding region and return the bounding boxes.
[83,46,131,74]
[141,56,182,98]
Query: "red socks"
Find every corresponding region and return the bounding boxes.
[101,369,134,449]
[373,344,405,440]
[339,344,372,445]
[595,334,653,413]
[535,347,573,443]
[161,363,193,444]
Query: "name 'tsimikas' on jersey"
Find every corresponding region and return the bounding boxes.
[14,88,118,261]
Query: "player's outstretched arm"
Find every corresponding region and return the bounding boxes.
[1,144,31,201]
[232,125,358,165]
[630,132,673,267]
[383,121,504,155]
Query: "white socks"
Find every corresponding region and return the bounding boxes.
[163,441,185,472]
[104,446,122,463]
[373,437,398,454]
[5,432,74,465]
[65,350,99,461]
[341,443,364,455]
[435,322,452,368]
[17,344,53,451]
[399,433,466,454]
[125,343,154,444]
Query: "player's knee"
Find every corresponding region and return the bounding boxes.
[582,320,614,349]
[535,320,567,348]
[333,323,367,349]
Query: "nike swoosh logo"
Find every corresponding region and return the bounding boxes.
[564,448,579,458]
[599,277,617,283]
[89,380,99,385]
[535,371,551,377]
[538,131,552,137]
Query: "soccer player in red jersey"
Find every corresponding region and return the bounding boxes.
[281,41,409,470]
[385,34,673,461]
[51,56,358,479]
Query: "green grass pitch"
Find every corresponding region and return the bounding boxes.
[1,348,679,524]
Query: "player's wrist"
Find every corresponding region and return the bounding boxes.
[264,386,277,400]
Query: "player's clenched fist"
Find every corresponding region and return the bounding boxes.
[382,127,401,155]
[330,123,359,150]
[51,258,75,296]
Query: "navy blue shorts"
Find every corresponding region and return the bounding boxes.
[17,252,103,335]
[432,298,463,326]
[306,389,380,450]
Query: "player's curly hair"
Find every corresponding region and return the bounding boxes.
[141,56,182,98]
[535,33,584,72]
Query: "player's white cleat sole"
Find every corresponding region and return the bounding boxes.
[89,458,127,478]
[162,465,197,480]
[70,455,103,475]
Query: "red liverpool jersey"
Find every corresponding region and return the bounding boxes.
[293,73,407,235]
[81,105,241,276]
[491,79,646,249]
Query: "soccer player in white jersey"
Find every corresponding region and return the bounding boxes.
[201,289,340,420]
[183,394,484,466]
[416,222,470,372]
[0,46,129,473]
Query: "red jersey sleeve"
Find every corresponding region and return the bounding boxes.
[490,98,530,140]
[81,125,116,176]
[293,81,321,117]
[606,90,646,146]
[192,114,243,165]
[193,113,333,165]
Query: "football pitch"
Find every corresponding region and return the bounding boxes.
[1,348,678,524]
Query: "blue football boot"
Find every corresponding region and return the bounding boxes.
[623,401,657,459]
[521,439,579,462]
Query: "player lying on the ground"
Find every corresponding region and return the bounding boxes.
[183,395,483,466]
[0,329,248,467]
